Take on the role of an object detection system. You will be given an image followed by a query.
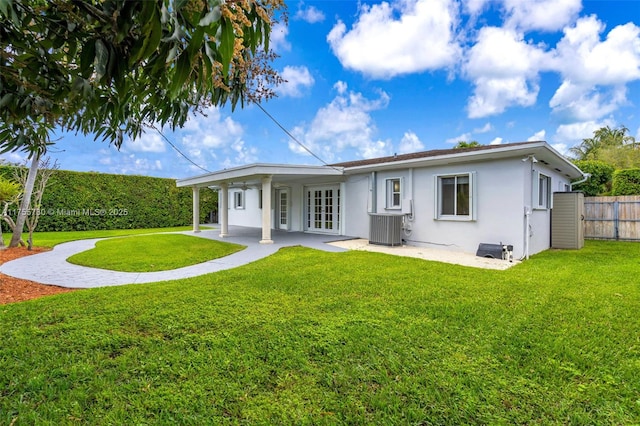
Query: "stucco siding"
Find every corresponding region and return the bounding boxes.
[343,175,371,239]
[526,163,573,256]
[410,159,525,257]
[226,189,262,228]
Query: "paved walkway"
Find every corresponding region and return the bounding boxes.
[0,227,351,288]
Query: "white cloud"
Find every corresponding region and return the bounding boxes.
[551,16,640,86]
[125,131,166,153]
[398,131,425,154]
[465,26,547,118]
[489,137,503,145]
[473,122,493,133]
[295,4,325,23]
[0,151,26,165]
[552,143,569,156]
[327,0,461,79]
[549,83,628,121]
[446,123,493,144]
[527,130,546,141]
[289,83,391,161]
[547,16,640,122]
[178,107,255,170]
[110,154,164,176]
[445,132,472,144]
[636,126,640,141]
[221,140,258,169]
[464,0,490,15]
[334,81,348,95]
[502,0,582,32]
[278,66,315,98]
[270,22,291,52]
[98,149,112,165]
[552,118,615,147]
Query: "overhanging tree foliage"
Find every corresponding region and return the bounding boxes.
[1,0,284,246]
[1,0,284,153]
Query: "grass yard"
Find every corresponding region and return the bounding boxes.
[2,225,211,248]
[1,240,639,424]
[67,234,245,272]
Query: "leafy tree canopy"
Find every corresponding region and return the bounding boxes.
[612,169,640,196]
[0,0,284,156]
[454,140,481,149]
[572,159,616,196]
[569,125,637,164]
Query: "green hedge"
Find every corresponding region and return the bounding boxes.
[572,160,615,196]
[0,167,217,231]
[611,168,640,196]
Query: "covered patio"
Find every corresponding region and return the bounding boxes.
[176,164,345,244]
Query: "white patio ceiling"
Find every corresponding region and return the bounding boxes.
[176,164,344,188]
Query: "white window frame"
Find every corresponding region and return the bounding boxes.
[258,189,263,209]
[233,191,245,209]
[434,172,476,221]
[385,178,402,209]
[533,172,551,210]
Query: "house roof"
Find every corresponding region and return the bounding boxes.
[176,141,585,187]
[334,141,584,179]
[330,141,539,168]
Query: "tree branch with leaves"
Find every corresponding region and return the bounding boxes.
[1,0,285,247]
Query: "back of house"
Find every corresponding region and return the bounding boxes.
[177,141,585,260]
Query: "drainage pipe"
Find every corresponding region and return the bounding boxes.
[569,173,591,191]
[370,171,377,213]
[524,206,531,260]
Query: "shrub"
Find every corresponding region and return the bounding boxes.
[572,160,615,196]
[611,168,640,196]
[0,167,216,231]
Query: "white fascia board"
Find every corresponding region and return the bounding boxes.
[342,142,584,179]
[176,163,343,187]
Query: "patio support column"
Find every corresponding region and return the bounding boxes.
[192,186,200,233]
[219,182,229,238]
[260,175,273,244]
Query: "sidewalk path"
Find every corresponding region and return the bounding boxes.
[0,228,350,288]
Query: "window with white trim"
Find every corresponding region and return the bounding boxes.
[258,189,263,209]
[386,178,401,209]
[536,173,550,209]
[435,173,475,220]
[233,191,244,209]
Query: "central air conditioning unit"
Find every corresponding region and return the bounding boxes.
[369,214,403,246]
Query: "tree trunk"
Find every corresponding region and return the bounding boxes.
[0,218,4,250]
[9,153,40,248]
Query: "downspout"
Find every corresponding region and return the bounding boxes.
[569,173,591,191]
[370,171,377,214]
[522,155,537,260]
[524,206,531,260]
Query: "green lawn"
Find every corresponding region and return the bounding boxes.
[2,226,211,248]
[1,240,639,424]
[67,234,245,272]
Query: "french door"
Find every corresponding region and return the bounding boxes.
[306,186,340,233]
[277,189,289,230]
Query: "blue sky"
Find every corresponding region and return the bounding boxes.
[2,0,639,179]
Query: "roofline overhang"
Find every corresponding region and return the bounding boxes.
[176,163,344,187]
[341,142,585,179]
[177,142,585,187]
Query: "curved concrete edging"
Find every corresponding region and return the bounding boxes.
[0,229,350,288]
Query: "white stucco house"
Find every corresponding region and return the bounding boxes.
[176,141,586,260]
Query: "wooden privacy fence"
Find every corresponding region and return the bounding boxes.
[584,196,640,241]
